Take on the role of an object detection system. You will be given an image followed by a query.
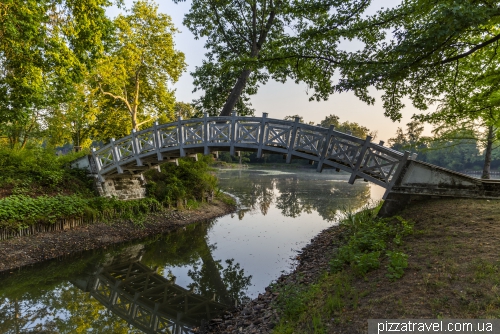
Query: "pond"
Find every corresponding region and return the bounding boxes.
[0,168,385,333]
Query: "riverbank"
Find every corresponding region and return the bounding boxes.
[0,197,236,273]
[204,198,500,333]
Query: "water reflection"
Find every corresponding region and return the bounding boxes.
[0,222,251,333]
[219,169,372,221]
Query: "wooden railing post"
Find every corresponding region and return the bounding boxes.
[286,117,300,163]
[348,135,372,184]
[257,112,268,158]
[177,116,185,157]
[383,150,410,199]
[110,138,124,174]
[131,129,143,166]
[317,125,335,172]
[153,122,163,162]
[230,111,237,156]
[203,112,210,155]
[91,148,105,182]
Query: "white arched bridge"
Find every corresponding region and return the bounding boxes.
[87,113,409,192]
[72,113,500,213]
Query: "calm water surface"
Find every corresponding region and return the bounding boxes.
[0,168,385,333]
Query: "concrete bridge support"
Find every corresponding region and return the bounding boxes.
[379,160,500,217]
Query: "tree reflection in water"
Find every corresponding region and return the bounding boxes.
[0,221,251,333]
[219,169,372,221]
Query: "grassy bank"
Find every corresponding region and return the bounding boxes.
[271,199,500,333]
[0,148,223,233]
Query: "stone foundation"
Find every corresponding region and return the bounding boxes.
[94,175,147,200]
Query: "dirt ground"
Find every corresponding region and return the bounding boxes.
[336,198,500,332]
[0,199,235,273]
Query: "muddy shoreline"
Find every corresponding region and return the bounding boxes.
[0,199,235,274]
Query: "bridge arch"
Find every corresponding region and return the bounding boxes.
[85,113,409,197]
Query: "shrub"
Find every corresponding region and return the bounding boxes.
[0,194,162,230]
[0,147,93,197]
[145,154,217,206]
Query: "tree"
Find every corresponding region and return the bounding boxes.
[174,101,200,119]
[95,0,186,131]
[43,80,101,149]
[179,0,371,116]
[410,28,500,178]
[388,120,425,154]
[281,0,500,122]
[0,0,114,149]
[284,0,500,177]
[423,135,481,172]
[320,114,374,138]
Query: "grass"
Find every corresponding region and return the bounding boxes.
[270,198,500,333]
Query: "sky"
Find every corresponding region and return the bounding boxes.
[107,0,431,143]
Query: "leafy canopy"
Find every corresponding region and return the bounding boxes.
[178,0,371,116]
[95,0,186,131]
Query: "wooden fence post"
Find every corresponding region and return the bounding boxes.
[348,135,372,184]
[257,112,268,159]
[203,112,210,155]
[130,130,143,166]
[286,117,300,163]
[178,116,185,157]
[153,122,163,161]
[230,111,237,156]
[317,125,335,172]
[110,138,124,174]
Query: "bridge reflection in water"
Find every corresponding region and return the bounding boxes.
[73,260,228,334]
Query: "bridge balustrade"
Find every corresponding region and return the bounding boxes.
[90,113,410,195]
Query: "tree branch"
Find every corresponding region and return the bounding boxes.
[437,33,500,65]
[98,83,133,115]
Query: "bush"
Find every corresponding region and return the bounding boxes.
[0,195,162,230]
[0,148,219,230]
[145,154,217,207]
[0,147,93,197]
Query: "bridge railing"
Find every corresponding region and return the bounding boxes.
[91,113,409,190]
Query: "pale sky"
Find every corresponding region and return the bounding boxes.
[108,0,432,143]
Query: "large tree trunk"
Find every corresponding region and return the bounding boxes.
[219,69,252,116]
[481,125,494,179]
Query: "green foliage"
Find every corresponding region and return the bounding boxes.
[329,0,500,121]
[145,154,217,207]
[273,278,322,321]
[320,114,375,139]
[181,0,370,116]
[0,195,161,230]
[330,208,413,278]
[386,251,409,280]
[0,0,113,149]
[0,147,94,196]
[0,195,88,228]
[95,0,186,132]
